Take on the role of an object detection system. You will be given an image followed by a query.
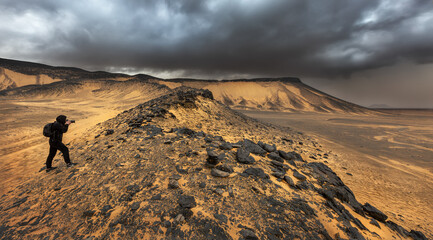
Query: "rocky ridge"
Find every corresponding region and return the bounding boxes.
[0,88,426,239]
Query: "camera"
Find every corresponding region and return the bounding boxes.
[69,120,76,123]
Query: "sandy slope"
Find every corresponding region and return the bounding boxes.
[157,79,374,114]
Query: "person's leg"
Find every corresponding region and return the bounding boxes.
[57,142,71,164]
[46,144,57,168]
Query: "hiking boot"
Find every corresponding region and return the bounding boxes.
[46,167,57,172]
[67,162,77,167]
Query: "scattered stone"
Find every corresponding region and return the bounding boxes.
[242,139,267,155]
[53,187,61,191]
[151,194,162,200]
[211,168,230,177]
[199,182,206,188]
[105,129,114,135]
[267,152,284,163]
[232,144,242,148]
[213,188,224,195]
[206,149,225,165]
[293,171,307,181]
[236,148,255,164]
[219,142,233,150]
[408,230,428,240]
[130,202,141,211]
[213,213,228,224]
[346,172,353,176]
[178,195,196,208]
[370,219,381,228]
[100,205,112,215]
[243,168,269,179]
[363,203,388,222]
[258,141,277,152]
[134,154,141,159]
[168,179,180,189]
[271,171,285,179]
[175,165,188,174]
[82,210,95,218]
[174,214,185,224]
[281,137,293,143]
[164,140,173,144]
[239,229,258,240]
[284,176,296,188]
[215,164,233,173]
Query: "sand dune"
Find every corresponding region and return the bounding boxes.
[157,78,373,113]
[1,58,374,114]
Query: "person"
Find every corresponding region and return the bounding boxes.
[46,115,76,172]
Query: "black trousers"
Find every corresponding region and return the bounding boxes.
[46,141,70,168]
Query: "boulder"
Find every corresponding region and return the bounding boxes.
[363,203,388,222]
[242,139,267,155]
[236,148,255,164]
[211,168,230,177]
[258,141,277,152]
[178,195,197,208]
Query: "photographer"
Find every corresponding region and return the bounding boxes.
[46,115,76,172]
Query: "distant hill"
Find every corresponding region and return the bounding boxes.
[369,104,392,109]
[0,57,373,114]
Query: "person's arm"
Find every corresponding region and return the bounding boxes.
[62,123,69,133]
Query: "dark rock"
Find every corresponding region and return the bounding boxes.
[175,165,188,174]
[82,210,95,218]
[243,168,269,179]
[271,170,285,179]
[284,176,296,188]
[175,127,195,136]
[242,139,267,155]
[151,194,162,200]
[268,152,284,162]
[178,195,196,208]
[213,213,228,224]
[363,203,388,222]
[370,219,380,228]
[105,129,114,135]
[134,154,140,159]
[236,148,255,164]
[168,179,179,189]
[206,149,225,165]
[386,221,409,236]
[346,227,365,240]
[199,182,206,188]
[211,168,230,177]
[287,198,316,217]
[130,202,141,211]
[100,205,112,215]
[239,229,258,240]
[258,141,277,152]
[409,230,428,240]
[216,164,234,173]
[219,142,233,150]
[279,150,304,162]
[293,171,307,181]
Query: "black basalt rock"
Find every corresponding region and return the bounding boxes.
[363,202,388,222]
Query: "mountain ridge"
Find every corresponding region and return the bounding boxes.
[0,57,373,114]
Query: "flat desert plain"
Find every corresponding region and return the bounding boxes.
[241,109,433,237]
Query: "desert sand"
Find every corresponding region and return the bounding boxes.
[241,110,433,238]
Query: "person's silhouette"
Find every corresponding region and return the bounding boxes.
[46,115,76,172]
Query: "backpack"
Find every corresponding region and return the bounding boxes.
[43,123,54,137]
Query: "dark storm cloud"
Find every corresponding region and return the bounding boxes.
[1,0,433,78]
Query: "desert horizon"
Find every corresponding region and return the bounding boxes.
[0,58,431,239]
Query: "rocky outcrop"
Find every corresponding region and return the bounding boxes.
[0,88,426,239]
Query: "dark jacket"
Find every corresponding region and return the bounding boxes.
[49,115,69,144]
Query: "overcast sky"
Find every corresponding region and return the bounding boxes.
[1,0,433,107]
